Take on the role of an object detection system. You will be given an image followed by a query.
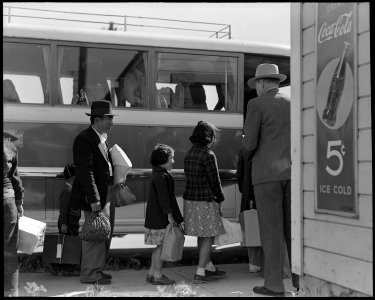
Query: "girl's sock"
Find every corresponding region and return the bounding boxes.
[154,270,162,279]
[205,261,216,272]
[196,267,206,276]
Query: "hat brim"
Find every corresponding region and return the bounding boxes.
[85,113,117,116]
[247,74,287,87]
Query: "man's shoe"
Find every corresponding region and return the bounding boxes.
[193,274,219,284]
[253,286,284,296]
[146,275,154,283]
[205,268,226,277]
[100,271,112,279]
[81,277,111,285]
[152,275,175,285]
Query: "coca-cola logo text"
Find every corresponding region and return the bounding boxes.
[318,12,352,44]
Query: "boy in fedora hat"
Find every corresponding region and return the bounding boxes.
[242,63,299,296]
[70,100,117,285]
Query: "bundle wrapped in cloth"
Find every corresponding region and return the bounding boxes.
[109,144,132,184]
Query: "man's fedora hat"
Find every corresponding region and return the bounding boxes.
[247,63,287,87]
[85,100,117,116]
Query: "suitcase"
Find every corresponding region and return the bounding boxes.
[18,216,47,254]
[239,209,261,247]
[42,234,81,265]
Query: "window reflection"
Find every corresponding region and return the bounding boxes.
[156,53,238,111]
[58,47,147,107]
[3,43,50,104]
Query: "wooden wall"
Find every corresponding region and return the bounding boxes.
[291,2,372,296]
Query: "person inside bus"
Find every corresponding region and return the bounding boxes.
[144,144,183,285]
[3,139,25,297]
[48,163,81,277]
[70,100,116,285]
[183,121,226,283]
[3,79,21,103]
[242,63,299,296]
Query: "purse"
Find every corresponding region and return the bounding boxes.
[160,224,185,262]
[81,212,111,242]
[214,217,242,246]
[113,183,137,207]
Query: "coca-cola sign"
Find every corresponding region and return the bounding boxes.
[315,3,357,217]
[318,12,353,44]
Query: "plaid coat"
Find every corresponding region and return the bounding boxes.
[183,144,224,203]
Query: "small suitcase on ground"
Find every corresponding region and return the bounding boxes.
[18,216,47,254]
[42,234,81,265]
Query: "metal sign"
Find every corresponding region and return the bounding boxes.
[315,3,357,217]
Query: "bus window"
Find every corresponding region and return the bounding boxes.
[3,43,51,104]
[155,53,238,112]
[57,47,147,108]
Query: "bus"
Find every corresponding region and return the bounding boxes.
[3,19,290,235]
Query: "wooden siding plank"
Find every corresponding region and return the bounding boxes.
[304,191,373,228]
[304,219,372,261]
[303,163,314,191]
[358,162,372,195]
[302,108,315,136]
[302,53,314,81]
[358,129,372,161]
[358,64,371,97]
[302,80,315,109]
[358,3,370,33]
[358,97,371,129]
[302,3,315,28]
[303,135,314,163]
[302,26,315,55]
[304,247,373,296]
[358,32,370,65]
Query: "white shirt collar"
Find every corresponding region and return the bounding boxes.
[91,126,107,143]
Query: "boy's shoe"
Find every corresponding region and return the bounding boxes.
[253,286,284,296]
[81,277,111,285]
[100,271,112,279]
[193,274,219,283]
[205,268,226,277]
[152,275,175,285]
[146,275,154,283]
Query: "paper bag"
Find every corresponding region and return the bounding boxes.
[214,217,242,246]
[239,210,261,247]
[109,144,132,184]
[18,216,47,254]
[43,234,82,265]
[160,224,185,262]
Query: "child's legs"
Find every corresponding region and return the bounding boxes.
[197,236,213,268]
[152,245,163,274]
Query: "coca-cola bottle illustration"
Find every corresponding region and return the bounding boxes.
[322,42,350,126]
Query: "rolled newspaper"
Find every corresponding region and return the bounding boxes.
[109,144,132,184]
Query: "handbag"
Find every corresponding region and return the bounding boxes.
[18,216,47,254]
[42,234,81,265]
[113,183,137,207]
[160,224,185,262]
[81,212,111,242]
[214,217,242,246]
[239,209,261,247]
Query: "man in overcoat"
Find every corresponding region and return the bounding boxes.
[242,63,299,296]
[70,100,116,285]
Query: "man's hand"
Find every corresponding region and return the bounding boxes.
[61,224,68,234]
[91,201,101,212]
[17,205,24,217]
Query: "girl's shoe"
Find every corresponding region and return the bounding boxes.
[249,264,260,273]
[152,275,175,285]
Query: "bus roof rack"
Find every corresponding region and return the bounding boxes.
[3,4,231,39]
